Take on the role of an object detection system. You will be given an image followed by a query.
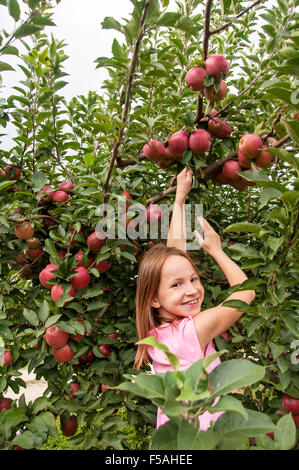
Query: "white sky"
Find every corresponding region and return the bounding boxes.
[0,0,273,149]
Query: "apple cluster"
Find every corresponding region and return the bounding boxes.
[37,180,75,204]
[215,133,276,191]
[143,55,231,169]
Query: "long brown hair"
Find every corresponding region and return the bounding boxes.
[134,244,201,370]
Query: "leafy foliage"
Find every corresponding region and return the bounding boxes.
[0,0,298,450]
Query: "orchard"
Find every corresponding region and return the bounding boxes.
[0,0,298,451]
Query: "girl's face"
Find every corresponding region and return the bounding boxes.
[151,255,205,321]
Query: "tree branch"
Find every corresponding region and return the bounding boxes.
[210,0,264,36]
[103,0,151,200]
[203,0,213,60]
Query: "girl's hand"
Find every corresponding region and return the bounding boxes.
[175,167,193,201]
[194,216,222,257]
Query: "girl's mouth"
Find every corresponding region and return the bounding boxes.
[182,298,199,306]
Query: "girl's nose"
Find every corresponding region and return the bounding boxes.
[185,283,198,295]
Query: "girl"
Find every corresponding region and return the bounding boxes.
[134,168,255,431]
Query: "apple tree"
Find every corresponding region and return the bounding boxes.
[0,0,298,450]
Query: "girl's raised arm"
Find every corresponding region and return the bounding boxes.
[166,168,193,252]
[193,216,255,352]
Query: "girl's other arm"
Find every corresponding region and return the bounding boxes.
[167,168,193,252]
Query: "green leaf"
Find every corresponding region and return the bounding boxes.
[2,45,18,55]
[209,359,265,398]
[151,420,179,450]
[275,413,296,450]
[12,430,36,449]
[39,300,49,323]
[44,238,57,257]
[101,17,123,33]
[44,315,61,328]
[0,408,28,440]
[8,0,20,21]
[156,12,180,27]
[0,61,15,71]
[177,420,219,450]
[266,147,299,176]
[283,120,299,145]
[225,222,263,236]
[259,188,282,209]
[207,395,248,419]
[0,181,15,191]
[214,409,275,438]
[14,24,42,38]
[32,171,47,191]
[23,308,39,327]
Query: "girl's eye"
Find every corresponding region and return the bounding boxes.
[191,277,198,282]
[171,282,181,288]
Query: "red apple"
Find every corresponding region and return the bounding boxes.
[238,151,252,169]
[93,259,112,273]
[26,247,43,261]
[87,232,105,252]
[58,181,75,192]
[145,205,162,225]
[52,344,74,362]
[238,134,263,159]
[44,325,69,348]
[214,171,230,185]
[185,66,207,91]
[143,139,165,162]
[167,130,189,158]
[37,185,55,202]
[189,129,211,153]
[204,80,227,102]
[0,398,11,412]
[71,267,90,290]
[52,190,69,203]
[282,395,299,415]
[208,117,232,138]
[39,264,59,288]
[79,350,95,364]
[255,145,276,169]
[293,414,299,428]
[70,384,80,399]
[108,333,117,339]
[4,350,13,366]
[220,331,233,342]
[205,55,229,79]
[14,222,34,240]
[99,344,111,358]
[222,161,242,182]
[61,415,78,436]
[5,165,21,180]
[51,284,75,303]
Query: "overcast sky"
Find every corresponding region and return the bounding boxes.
[0,0,272,149]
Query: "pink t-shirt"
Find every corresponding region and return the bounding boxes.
[147,315,223,431]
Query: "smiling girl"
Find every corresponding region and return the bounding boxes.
[134,168,255,431]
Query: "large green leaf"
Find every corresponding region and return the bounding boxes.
[209,359,265,398]
[214,409,275,438]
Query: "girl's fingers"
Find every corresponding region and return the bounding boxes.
[194,229,203,246]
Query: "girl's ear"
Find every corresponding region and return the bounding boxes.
[151,297,160,309]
